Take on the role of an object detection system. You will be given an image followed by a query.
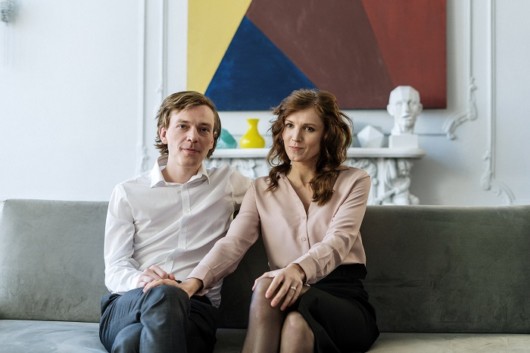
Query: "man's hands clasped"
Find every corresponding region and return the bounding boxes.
[139,265,202,298]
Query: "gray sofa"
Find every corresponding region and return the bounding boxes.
[1,199,529,352]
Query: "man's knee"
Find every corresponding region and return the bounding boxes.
[145,285,188,303]
[143,285,190,318]
[112,323,142,353]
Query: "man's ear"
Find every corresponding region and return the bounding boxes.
[159,127,168,144]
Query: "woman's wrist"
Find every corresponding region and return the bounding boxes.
[290,263,307,283]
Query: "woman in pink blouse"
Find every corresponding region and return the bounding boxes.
[146,89,380,353]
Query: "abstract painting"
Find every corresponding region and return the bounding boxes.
[187,0,446,111]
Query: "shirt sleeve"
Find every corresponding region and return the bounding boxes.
[188,181,260,292]
[294,173,371,284]
[103,184,143,292]
[229,169,252,207]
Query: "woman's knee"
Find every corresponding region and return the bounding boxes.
[250,278,273,307]
[282,312,312,336]
[249,278,279,320]
[252,277,273,296]
[280,312,314,352]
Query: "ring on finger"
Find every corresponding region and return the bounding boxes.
[290,286,297,291]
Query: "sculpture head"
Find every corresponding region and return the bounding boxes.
[387,86,422,135]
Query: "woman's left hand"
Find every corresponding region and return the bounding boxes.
[253,264,307,311]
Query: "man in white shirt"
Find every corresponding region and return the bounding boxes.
[99,91,251,353]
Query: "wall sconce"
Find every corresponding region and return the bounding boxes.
[0,0,17,24]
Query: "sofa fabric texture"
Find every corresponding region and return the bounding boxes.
[1,199,529,353]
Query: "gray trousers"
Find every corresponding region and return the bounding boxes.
[99,285,217,353]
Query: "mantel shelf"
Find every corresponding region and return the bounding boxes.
[211,147,426,159]
[207,146,426,205]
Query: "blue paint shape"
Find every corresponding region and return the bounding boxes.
[206,17,316,111]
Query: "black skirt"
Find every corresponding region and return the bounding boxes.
[292,264,379,353]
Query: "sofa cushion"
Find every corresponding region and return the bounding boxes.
[362,205,530,333]
[217,239,268,328]
[0,199,109,322]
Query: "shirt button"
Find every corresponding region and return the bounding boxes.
[301,237,307,241]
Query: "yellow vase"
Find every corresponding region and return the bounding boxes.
[239,118,265,148]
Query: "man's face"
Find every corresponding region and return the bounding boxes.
[158,105,215,169]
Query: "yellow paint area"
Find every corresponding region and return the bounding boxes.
[187,0,252,93]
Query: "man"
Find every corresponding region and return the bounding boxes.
[387,85,423,135]
[99,91,251,353]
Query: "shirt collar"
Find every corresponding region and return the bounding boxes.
[149,155,210,187]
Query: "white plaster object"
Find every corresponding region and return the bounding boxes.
[389,134,419,148]
[357,125,385,148]
[377,159,419,205]
[387,86,423,136]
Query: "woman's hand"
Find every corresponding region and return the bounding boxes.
[177,278,203,298]
[253,263,307,311]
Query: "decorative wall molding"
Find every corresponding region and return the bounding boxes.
[136,0,149,174]
[443,78,477,140]
[480,0,515,204]
[136,0,170,174]
[443,0,477,140]
[157,0,168,102]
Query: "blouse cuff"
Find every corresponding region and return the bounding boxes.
[295,256,318,284]
[187,263,215,295]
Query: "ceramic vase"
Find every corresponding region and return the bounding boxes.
[239,118,265,148]
[217,128,238,149]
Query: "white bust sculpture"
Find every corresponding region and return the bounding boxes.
[387,86,423,136]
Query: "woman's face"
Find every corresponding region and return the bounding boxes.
[281,107,324,167]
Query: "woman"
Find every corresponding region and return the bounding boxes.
[145,89,380,352]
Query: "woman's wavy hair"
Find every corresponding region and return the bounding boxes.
[266,89,353,205]
[154,91,221,158]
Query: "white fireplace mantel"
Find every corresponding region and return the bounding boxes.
[206,147,425,205]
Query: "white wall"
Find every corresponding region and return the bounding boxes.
[1,0,529,205]
[0,0,140,201]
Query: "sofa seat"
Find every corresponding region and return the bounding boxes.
[370,333,530,352]
[0,320,105,352]
[1,320,528,353]
[213,331,530,353]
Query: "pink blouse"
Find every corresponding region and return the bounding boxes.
[189,167,371,290]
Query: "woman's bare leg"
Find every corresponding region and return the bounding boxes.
[279,311,314,353]
[242,278,284,353]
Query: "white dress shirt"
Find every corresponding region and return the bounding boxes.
[104,155,250,307]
